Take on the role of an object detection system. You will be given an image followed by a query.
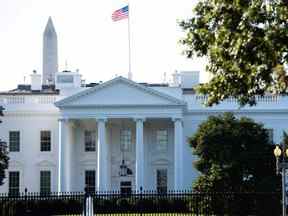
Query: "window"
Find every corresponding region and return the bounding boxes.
[41,130,51,151]
[84,130,96,152]
[156,169,167,194]
[57,75,74,83]
[9,131,20,152]
[120,181,132,195]
[156,130,168,152]
[120,129,131,151]
[267,129,274,143]
[9,171,20,195]
[40,171,51,194]
[85,170,95,193]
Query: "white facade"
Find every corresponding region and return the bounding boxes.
[1,17,287,194]
[0,75,287,193]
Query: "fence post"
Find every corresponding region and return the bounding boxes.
[83,187,87,216]
[140,186,143,216]
[195,193,198,216]
[24,188,28,216]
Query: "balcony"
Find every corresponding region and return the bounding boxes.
[0,95,60,112]
[184,94,288,112]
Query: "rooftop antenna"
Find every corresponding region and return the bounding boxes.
[65,59,68,71]
[163,72,167,84]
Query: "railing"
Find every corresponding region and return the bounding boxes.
[195,95,280,104]
[0,189,281,216]
[0,95,58,105]
[0,94,284,107]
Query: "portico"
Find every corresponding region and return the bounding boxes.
[55,77,186,192]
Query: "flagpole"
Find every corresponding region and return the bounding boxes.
[127,2,132,80]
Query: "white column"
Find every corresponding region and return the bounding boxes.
[173,118,183,190]
[66,121,73,192]
[135,118,145,191]
[58,118,71,192]
[96,118,108,191]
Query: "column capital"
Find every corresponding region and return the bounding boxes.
[133,117,146,122]
[96,117,107,123]
[172,117,183,122]
[58,117,69,122]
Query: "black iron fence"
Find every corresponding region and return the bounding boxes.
[0,189,282,216]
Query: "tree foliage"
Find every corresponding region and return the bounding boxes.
[180,0,288,106]
[0,106,9,185]
[189,112,280,192]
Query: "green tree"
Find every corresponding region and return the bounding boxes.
[0,106,9,185]
[189,112,280,192]
[180,0,288,106]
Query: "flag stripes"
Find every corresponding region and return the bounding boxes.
[112,5,129,21]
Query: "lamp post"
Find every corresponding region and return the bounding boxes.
[274,144,288,216]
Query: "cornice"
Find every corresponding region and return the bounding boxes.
[55,76,186,107]
[3,111,60,117]
[185,109,288,115]
[62,104,186,109]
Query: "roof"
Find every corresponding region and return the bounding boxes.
[0,85,59,95]
[55,76,186,107]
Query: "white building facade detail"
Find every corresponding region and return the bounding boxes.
[1,18,288,194]
[1,75,288,193]
[51,77,187,192]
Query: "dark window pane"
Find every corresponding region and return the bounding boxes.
[157,169,167,194]
[120,181,132,195]
[40,171,51,194]
[41,131,51,151]
[9,171,20,196]
[85,170,95,193]
[9,131,20,152]
[84,131,96,152]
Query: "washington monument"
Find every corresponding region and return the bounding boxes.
[43,17,58,85]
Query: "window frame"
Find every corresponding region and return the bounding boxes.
[120,181,132,195]
[85,170,96,193]
[40,170,51,194]
[120,129,132,152]
[9,171,20,196]
[9,131,20,152]
[40,130,51,152]
[156,169,168,194]
[57,75,74,83]
[84,130,96,152]
[156,129,168,152]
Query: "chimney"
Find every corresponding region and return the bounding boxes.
[31,70,42,91]
[171,70,180,87]
[180,71,200,88]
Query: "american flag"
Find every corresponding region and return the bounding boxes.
[112,5,129,21]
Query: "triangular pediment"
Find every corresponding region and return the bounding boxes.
[55,77,185,108]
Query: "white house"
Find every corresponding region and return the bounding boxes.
[0,18,287,194]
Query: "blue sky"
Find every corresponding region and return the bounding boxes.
[0,0,207,91]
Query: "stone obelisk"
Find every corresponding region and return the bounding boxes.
[43,17,58,85]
